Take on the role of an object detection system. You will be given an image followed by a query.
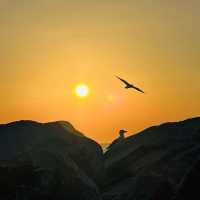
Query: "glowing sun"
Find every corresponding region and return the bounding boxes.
[75,84,90,98]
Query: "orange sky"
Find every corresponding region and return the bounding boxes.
[0,1,200,142]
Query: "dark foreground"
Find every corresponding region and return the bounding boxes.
[0,117,200,200]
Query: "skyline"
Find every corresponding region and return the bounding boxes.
[0,0,200,142]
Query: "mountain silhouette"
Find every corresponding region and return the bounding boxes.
[104,117,200,200]
[0,117,200,200]
[0,120,104,200]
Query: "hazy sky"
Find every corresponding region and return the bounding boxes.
[0,0,200,142]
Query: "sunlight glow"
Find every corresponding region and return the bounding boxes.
[75,84,89,98]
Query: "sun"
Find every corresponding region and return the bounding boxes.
[75,84,90,98]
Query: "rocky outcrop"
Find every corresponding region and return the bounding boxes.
[0,120,104,200]
[104,117,200,200]
[0,117,200,200]
[102,173,175,200]
[173,159,200,200]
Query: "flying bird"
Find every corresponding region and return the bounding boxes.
[116,76,145,93]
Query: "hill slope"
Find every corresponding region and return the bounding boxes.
[0,120,104,200]
[104,117,200,200]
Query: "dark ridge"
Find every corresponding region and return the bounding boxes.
[105,117,200,155]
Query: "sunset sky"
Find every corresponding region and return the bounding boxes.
[1,0,200,143]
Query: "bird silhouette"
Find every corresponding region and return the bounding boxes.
[107,129,127,150]
[116,76,145,93]
[119,129,127,138]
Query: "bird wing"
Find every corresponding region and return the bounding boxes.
[116,76,130,86]
[116,76,145,93]
[132,85,145,93]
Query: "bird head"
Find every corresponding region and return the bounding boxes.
[119,129,127,138]
[119,129,127,133]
